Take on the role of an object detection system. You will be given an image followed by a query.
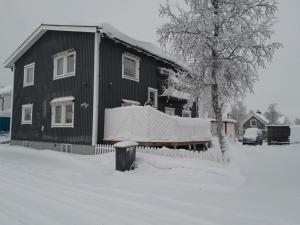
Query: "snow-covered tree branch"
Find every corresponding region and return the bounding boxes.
[158,0,281,161]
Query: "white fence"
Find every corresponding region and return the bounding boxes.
[94,144,222,162]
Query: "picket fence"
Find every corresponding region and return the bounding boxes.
[94,144,222,162]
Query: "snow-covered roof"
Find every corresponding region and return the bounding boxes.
[0,86,12,95]
[241,113,269,126]
[4,23,188,71]
[210,118,237,123]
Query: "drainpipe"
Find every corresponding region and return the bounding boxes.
[0,96,4,111]
[9,64,15,140]
[92,31,101,146]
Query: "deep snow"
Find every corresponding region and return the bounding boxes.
[0,143,299,225]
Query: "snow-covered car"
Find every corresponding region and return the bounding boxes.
[243,128,263,145]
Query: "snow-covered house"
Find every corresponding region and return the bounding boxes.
[0,86,12,132]
[240,111,270,139]
[210,118,236,140]
[3,23,203,154]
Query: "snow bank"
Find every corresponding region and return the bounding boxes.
[291,125,300,144]
[104,106,211,142]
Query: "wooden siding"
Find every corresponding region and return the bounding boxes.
[97,37,194,142]
[242,116,266,130]
[12,31,94,145]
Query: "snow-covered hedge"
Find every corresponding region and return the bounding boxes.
[104,106,211,142]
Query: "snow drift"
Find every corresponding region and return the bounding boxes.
[104,106,211,143]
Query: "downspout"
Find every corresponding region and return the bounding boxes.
[9,64,15,141]
[92,31,101,146]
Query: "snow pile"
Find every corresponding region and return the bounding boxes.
[291,125,300,144]
[104,106,211,142]
[114,141,138,148]
[0,86,12,95]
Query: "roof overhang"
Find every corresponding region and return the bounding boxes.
[3,24,98,69]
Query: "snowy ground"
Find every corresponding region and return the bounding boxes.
[0,143,299,225]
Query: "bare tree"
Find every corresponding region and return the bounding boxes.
[263,103,282,124]
[158,0,281,160]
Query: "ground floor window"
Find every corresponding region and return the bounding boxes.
[165,107,175,116]
[61,144,72,153]
[51,97,74,128]
[182,110,191,118]
[21,104,33,124]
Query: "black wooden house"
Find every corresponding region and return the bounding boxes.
[4,23,195,154]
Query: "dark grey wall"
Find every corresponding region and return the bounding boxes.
[242,116,266,130]
[97,37,193,142]
[12,31,94,145]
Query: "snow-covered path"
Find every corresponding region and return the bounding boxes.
[0,143,299,225]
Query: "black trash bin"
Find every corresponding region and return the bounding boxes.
[114,141,138,172]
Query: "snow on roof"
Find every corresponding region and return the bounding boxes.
[210,118,237,123]
[4,23,189,71]
[241,113,269,125]
[0,86,12,95]
[114,141,138,148]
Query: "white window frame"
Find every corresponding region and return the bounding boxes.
[51,98,74,128]
[61,144,72,153]
[21,104,33,124]
[148,87,158,108]
[250,118,257,127]
[165,107,175,116]
[182,110,191,118]
[53,50,76,80]
[122,52,140,82]
[23,63,35,87]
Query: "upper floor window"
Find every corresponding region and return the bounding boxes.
[21,104,33,124]
[122,53,140,82]
[147,87,158,108]
[50,97,74,128]
[250,118,257,127]
[53,50,76,80]
[23,63,35,87]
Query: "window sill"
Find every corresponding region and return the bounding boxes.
[23,83,34,87]
[51,124,74,128]
[21,121,32,125]
[53,72,75,80]
[122,75,139,82]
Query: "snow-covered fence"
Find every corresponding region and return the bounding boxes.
[94,144,222,162]
[94,144,115,155]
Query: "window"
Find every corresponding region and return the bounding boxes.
[165,107,175,116]
[250,119,257,127]
[61,144,72,153]
[148,87,158,108]
[51,97,74,127]
[182,110,191,118]
[23,63,35,87]
[21,104,33,124]
[122,53,140,82]
[53,50,76,80]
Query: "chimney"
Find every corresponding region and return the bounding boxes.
[256,110,261,115]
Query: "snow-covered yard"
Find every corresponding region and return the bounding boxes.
[0,143,299,225]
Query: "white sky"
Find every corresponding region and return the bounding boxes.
[0,0,299,120]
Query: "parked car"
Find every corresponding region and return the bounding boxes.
[243,128,263,145]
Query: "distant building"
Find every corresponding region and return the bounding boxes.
[0,86,12,132]
[240,111,270,139]
[210,118,236,140]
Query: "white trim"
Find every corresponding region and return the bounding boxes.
[165,107,175,116]
[92,32,100,146]
[51,100,74,128]
[148,87,158,108]
[51,96,74,104]
[4,24,97,69]
[122,52,140,82]
[21,104,33,124]
[23,63,35,87]
[53,50,76,80]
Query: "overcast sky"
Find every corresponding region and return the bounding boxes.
[0,0,299,120]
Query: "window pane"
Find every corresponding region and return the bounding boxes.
[67,54,75,73]
[124,57,136,78]
[65,104,73,124]
[26,67,33,83]
[56,58,64,76]
[24,107,32,121]
[55,105,62,124]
